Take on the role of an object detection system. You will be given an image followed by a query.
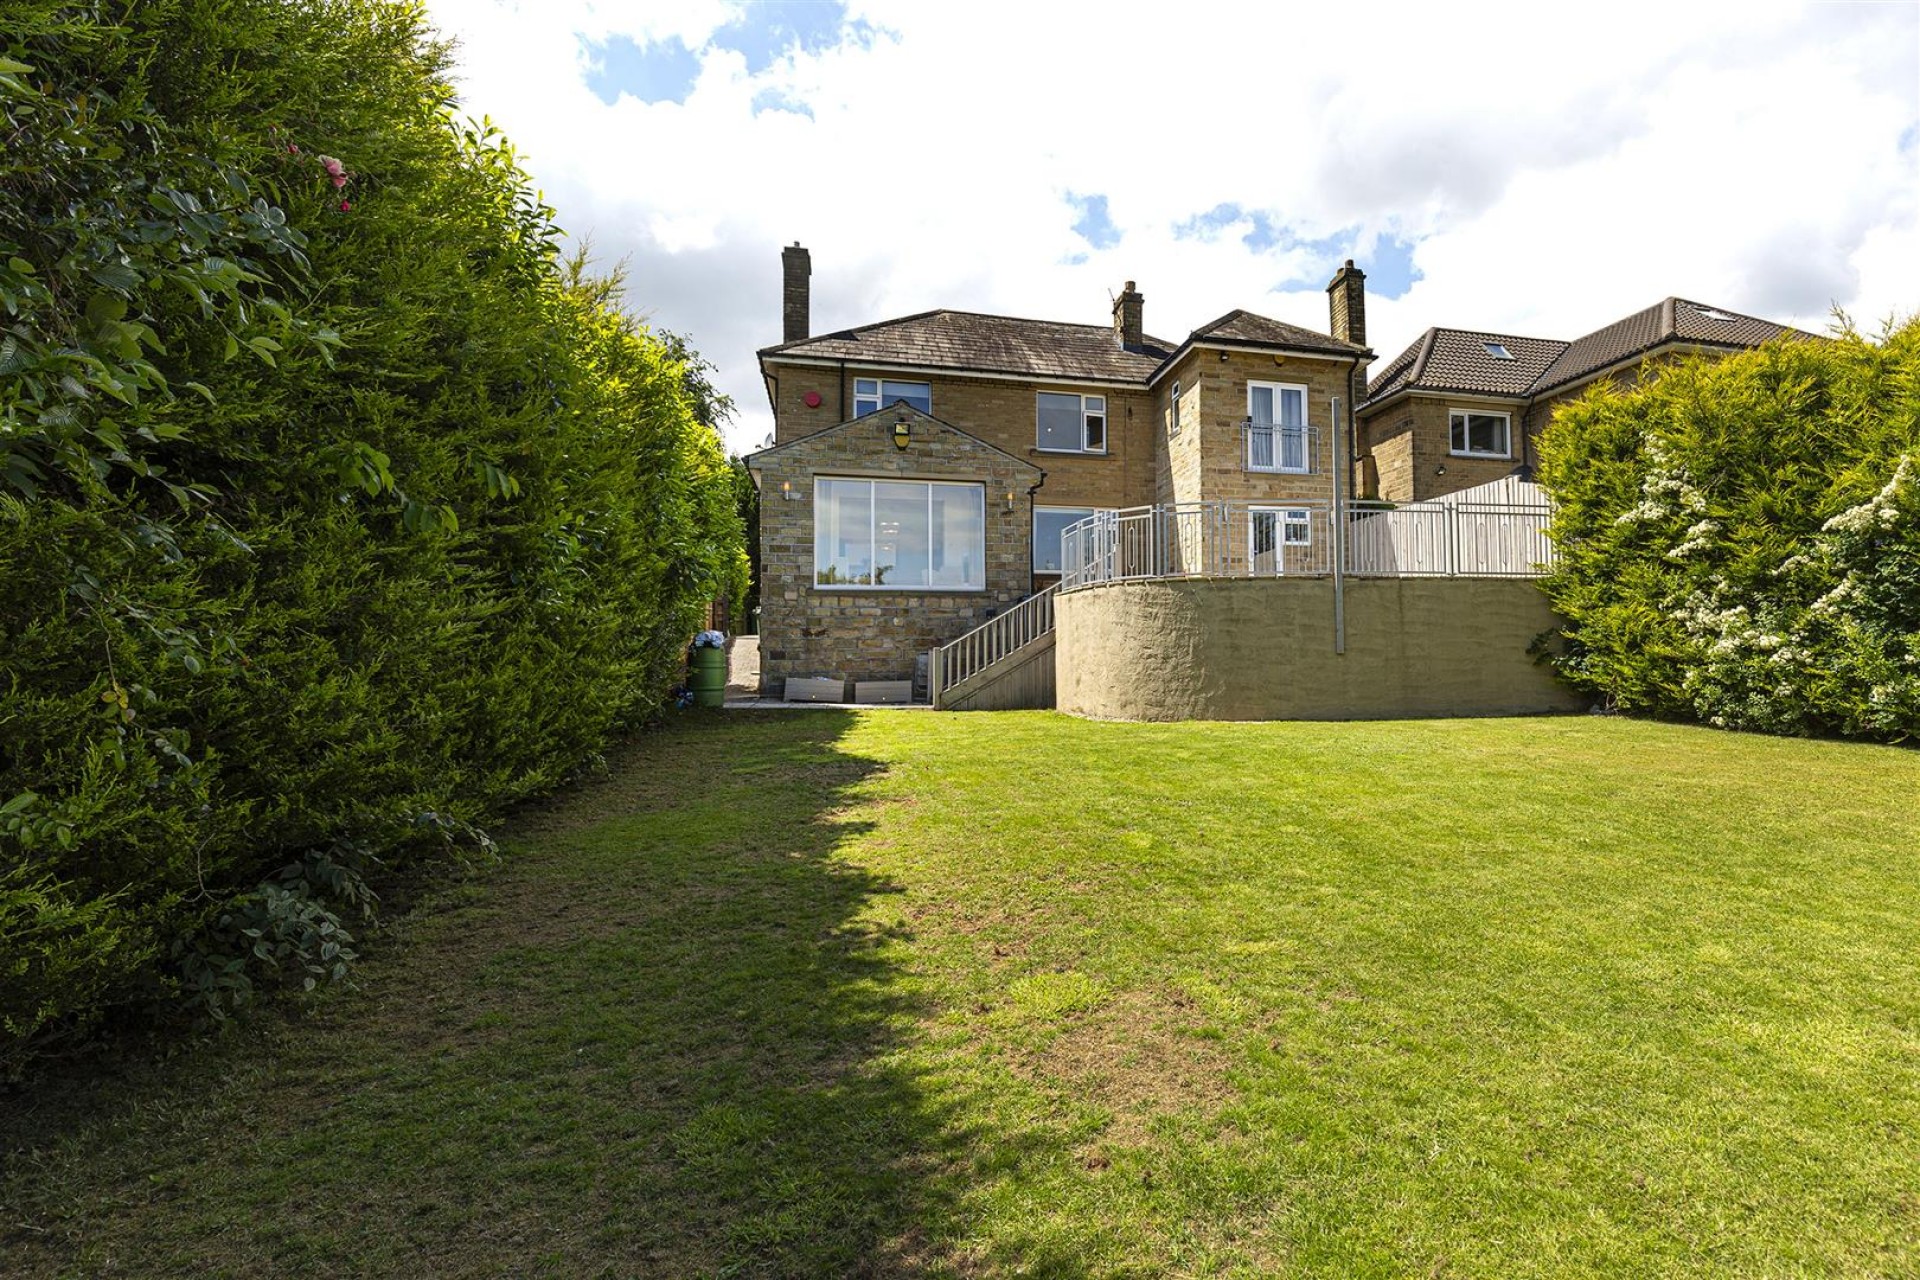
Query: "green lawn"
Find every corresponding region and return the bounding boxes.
[4,711,1919,1277]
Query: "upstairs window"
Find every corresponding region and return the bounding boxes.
[854,378,932,417]
[1036,392,1107,453]
[1167,380,1182,436]
[1246,381,1310,472]
[1449,409,1512,458]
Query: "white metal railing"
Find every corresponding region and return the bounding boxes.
[929,583,1057,705]
[1242,420,1317,474]
[1060,500,1555,589]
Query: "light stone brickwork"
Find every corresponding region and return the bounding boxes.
[1362,394,1528,502]
[766,364,1157,513]
[1177,348,1359,508]
[747,406,1041,696]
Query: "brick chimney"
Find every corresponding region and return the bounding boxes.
[1326,259,1366,348]
[1112,280,1144,349]
[781,242,810,344]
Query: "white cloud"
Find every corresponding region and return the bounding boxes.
[424,0,1920,453]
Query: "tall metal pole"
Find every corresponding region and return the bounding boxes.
[1331,396,1346,655]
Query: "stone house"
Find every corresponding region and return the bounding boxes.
[747,244,1371,699]
[1357,298,1810,503]
[744,247,1806,705]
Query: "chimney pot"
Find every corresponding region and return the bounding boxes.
[781,243,811,344]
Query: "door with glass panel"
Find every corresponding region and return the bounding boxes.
[1248,506,1312,576]
[1247,382,1309,472]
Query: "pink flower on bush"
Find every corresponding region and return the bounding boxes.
[339,200,351,213]
[319,155,344,178]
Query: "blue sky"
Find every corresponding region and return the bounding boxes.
[427,0,1919,453]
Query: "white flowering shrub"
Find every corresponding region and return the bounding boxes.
[1537,316,1920,741]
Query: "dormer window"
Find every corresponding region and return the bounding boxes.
[1483,342,1515,361]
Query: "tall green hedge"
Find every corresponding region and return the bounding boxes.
[0,1,745,1064]
[1536,317,1919,740]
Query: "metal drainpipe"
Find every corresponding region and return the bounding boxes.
[1331,395,1346,655]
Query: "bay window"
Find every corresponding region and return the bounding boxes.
[814,477,985,590]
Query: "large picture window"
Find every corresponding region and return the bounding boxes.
[1449,409,1511,458]
[814,478,985,590]
[1033,506,1097,574]
[1036,392,1107,453]
[854,378,932,417]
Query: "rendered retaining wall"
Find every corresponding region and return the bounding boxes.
[1055,577,1582,721]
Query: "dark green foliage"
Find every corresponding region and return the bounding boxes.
[0,1,745,1064]
[1536,316,1920,739]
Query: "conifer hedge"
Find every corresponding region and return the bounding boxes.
[1536,317,1919,741]
[0,1,746,1064]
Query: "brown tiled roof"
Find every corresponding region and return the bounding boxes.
[1529,298,1806,395]
[1364,297,1813,408]
[1366,328,1565,403]
[759,309,1176,383]
[1187,309,1372,358]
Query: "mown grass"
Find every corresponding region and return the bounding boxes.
[3,711,1918,1277]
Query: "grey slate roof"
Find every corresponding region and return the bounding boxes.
[1186,309,1372,358]
[759,306,1368,387]
[758,309,1177,383]
[1364,297,1812,408]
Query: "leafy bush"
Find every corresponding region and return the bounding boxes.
[1536,315,1920,740]
[0,1,744,1067]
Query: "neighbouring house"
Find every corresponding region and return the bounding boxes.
[1358,298,1810,503]
[743,247,1803,718]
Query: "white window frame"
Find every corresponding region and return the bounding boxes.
[1248,506,1312,575]
[1032,505,1099,574]
[1246,380,1311,473]
[1167,380,1182,436]
[812,476,985,592]
[1448,408,1512,459]
[853,377,932,417]
[1035,392,1108,454]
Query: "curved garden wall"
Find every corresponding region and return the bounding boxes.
[1055,577,1582,721]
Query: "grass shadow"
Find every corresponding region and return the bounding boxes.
[1,709,962,1277]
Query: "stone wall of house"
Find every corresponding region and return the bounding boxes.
[766,365,1158,512]
[749,407,1041,697]
[1157,350,1204,507]
[1185,348,1359,508]
[1361,394,1528,502]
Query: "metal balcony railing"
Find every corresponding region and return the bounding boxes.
[1059,500,1555,589]
[1242,419,1318,473]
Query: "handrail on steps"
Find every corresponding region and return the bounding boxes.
[929,584,1057,706]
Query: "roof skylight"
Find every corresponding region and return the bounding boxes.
[1696,308,1738,323]
[1483,342,1515,360]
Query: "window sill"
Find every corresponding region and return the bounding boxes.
[1031,447,1110,457]
[1245,466,1314,475]
[1448,450,1512,461]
